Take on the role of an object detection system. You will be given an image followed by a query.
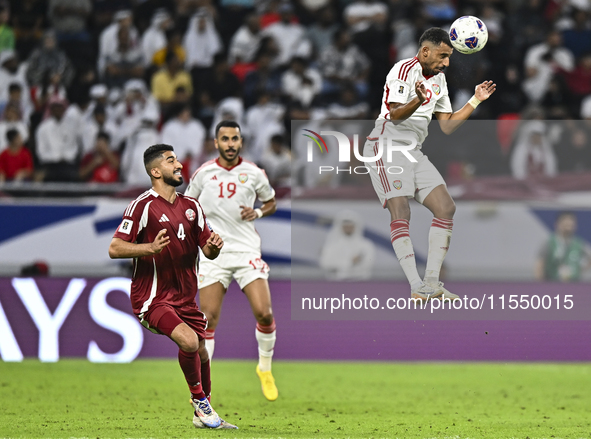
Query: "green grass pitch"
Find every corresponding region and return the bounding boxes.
[1,360,590,438]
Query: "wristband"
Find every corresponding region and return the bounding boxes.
[254,208,263,219]
[468,95,481,109]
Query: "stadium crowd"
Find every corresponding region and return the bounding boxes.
[0,0,590,187]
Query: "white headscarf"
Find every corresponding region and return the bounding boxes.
[183,9,223,69]
[319,210,375,280]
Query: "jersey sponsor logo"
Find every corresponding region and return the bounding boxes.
[185,209,196,221]
[393,180,402,190]
[118,219,133,234]
[239,173,248,183]
[398,85,405,94]
[159,214,170,223]
[432,84,441,95]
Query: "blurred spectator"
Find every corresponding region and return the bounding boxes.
[307,6,338,55]
[209,97,246,140]
[0,51,31,117]
[561,8,591,59]
[184,9,223,71]
[104,26,144,88]
[82,104,119,155]
[243,52,282,107]
[20,260,49,276]
[113,79,160,146]
[260,134,291,188]
[200,54,241,106]
[261,3,309,67]
[344,0,388,34]
[85,84,108,120]
[120,108,160,186]
[562,52,591,98]
[48,0,91,42]
[523,30,575,103]
[556,122,591,172]
[2,83,32,123]
[161,103,205,178]
[326,84,369,119]
[245,91,285,162]
[489,65,528,117]
[536,212,591,282]
[281,57,322,107]
[0,128,33,182]
[26,30,75,89]
[0,1,15,52]
[141,9,172,67]
[319,210,375,280]
[151,52,193,106]
[98,10,139,77]
[35,97,81,182]
[0,103,29,151]
[228,14,262,65]
[152,28,186,68]
[319,28,370,98]
[79,131,119,182]
[12,0,46,59]
[510,120,558,180]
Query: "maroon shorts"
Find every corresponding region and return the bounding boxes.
[139,302,207,339]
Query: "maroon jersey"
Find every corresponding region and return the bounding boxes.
[113,189,212,317]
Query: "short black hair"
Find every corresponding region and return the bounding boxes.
[6,128,19,143]
[215,120,241,137]
[8,83,22,93]
[419,28,452,49]
[97,131,111,142]
[143,144,174,170]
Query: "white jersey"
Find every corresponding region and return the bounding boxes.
[185,157,275,254]
[377,56,452,145]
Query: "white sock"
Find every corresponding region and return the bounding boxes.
[391,219,423,290]
[204,330,215,359]
[424,218,453,285]
[255,321,276,372]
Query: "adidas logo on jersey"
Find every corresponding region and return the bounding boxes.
[159,214,170,222]
[210,175,218,180]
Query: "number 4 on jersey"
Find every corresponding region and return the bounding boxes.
[177,223,186,240]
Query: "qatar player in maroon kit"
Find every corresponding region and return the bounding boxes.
[108,144,237,430]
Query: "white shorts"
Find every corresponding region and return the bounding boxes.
[363,135,445,207]
[198,251,270,290]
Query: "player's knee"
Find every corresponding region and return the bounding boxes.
[198,342,209,363]
[443,200,456,218]
[178,333,199,353]
[255,311,274,327]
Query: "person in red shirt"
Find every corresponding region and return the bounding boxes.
[79,132,119,183]
[108,143,237,430]
[0,129,33,182]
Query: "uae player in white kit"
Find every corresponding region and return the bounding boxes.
[364,28,496,300]
[185,120,279,401]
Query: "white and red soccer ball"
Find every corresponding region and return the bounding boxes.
[449,16,488,54]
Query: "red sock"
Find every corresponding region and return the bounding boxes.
[178,349,205,400]
[200,359,211,399]
[205,328,215,340]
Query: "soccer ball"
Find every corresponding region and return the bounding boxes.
[448,16,488,54]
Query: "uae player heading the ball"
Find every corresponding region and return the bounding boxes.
[363,28,496,301]
[108,144,238,430]
[185,120,279,401]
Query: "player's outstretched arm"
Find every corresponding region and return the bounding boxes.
[201,232,223,260]
[436,80,496,134]
[388,81,428,123]
[108,229,170,259]
[240,197,277,222]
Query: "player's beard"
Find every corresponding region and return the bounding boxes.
[219,146,241,163]
[163,173,183,187]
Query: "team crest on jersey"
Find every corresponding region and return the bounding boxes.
[393,180,402,190]
[199,274,205,283]
[239,173,248,183]
[185,209,196,221]
[432,84,441,95]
